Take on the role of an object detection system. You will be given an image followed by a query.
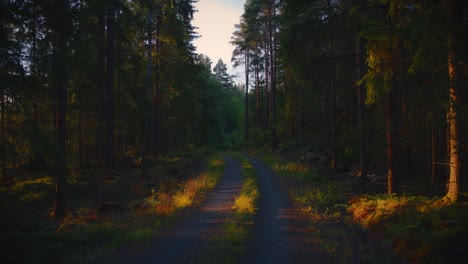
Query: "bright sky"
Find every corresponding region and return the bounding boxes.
[192,0,245,82]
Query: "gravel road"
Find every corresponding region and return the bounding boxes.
[124,156,243,263]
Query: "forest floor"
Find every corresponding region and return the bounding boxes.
[248,154,394,263]
[2,151,467,263]
[115,154,393,263]
[113,156,244,263]
[0,152,225,263]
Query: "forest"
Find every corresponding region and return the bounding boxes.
[1,0,467,263]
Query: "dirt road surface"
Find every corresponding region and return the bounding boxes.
[124,156,243,263]
[245,157,332,264]
[124,156,331,263]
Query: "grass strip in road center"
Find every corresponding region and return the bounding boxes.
[193,155,259,264]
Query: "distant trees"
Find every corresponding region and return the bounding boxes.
[1,0,243,218]
[231,0,279,151]
[235,0,467,199]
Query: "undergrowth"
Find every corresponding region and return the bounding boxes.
[1,154,225,263]
[348,194,468,263]
[260,152,468,263]
[261,153,392,262]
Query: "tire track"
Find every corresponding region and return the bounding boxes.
[125,156,243,263]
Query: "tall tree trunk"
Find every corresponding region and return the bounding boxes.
[269,4,277,152]
[77,1,84,169]
[142,8,152,158]
[54,2,68,218]
[329,30,336,167]
[431,111,436,191]
[153,6,161,158]
[446,0,462,202]
[78,85,84,169]
[97,1,106,164]
[244,49,249,142]
[386,88,398,194]
[356,34,367,177]
[264,41,269,131]
[255,62,260,129]
[1,85,5,175]
[300,82,305,136]
[106,0,115,170]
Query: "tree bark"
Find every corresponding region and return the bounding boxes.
[446,0,462,202]
[141,8,152,158]
[386,88,398,194]
[264,40,269,131]
[269,3,277,152]
[431,111,436,191]
[1,82,5,176]
[329,31,336,167]
[97,1,106,164]
[106,0,115,170]
[356,34,367,177]
[244,48,249,142]
[153,5,161,158]
[54,1,68,218]
[255,62,260,129]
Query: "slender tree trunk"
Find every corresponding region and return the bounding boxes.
[1,85,5,174]
[386,89,398,194]
[153,6,161,158]
[300,82,305,135]
[356,34,366,177]
[244,49,249,142]
[76,1,84,168]
[106,0,115,170]
[269,4,277,152]
[264,41,269,131]
[255,62,260,129]
[85,113,90,164]
[97,1,106,164]
[54,4,68,218]
[329,30,336,167]
[78,85,84,169]
[431,111,436,191]
[142,9,152,158]
[446,0,462,202]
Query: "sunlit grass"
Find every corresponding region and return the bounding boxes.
[259,152,393,262]
[194,155,259,264]
[3,154,226,263]
[348,194,468,263]
[10,176,54,201]
[261,153,342,219]
[233,194,255,214]
[347,194,451,228]
[218,159,258,260]
[262,153,323,181]
[173,192,193,208]
[209,158,224,166]
[232,161,258,214]
[261,151,468,263]
[138,158,225,217]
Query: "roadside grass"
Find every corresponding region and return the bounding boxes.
[194,155,258,264]
[260,153,392,263]
[348,194,468,263]
[261,153,346,217]
[1,154,225,263]
[260,152,468,263]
